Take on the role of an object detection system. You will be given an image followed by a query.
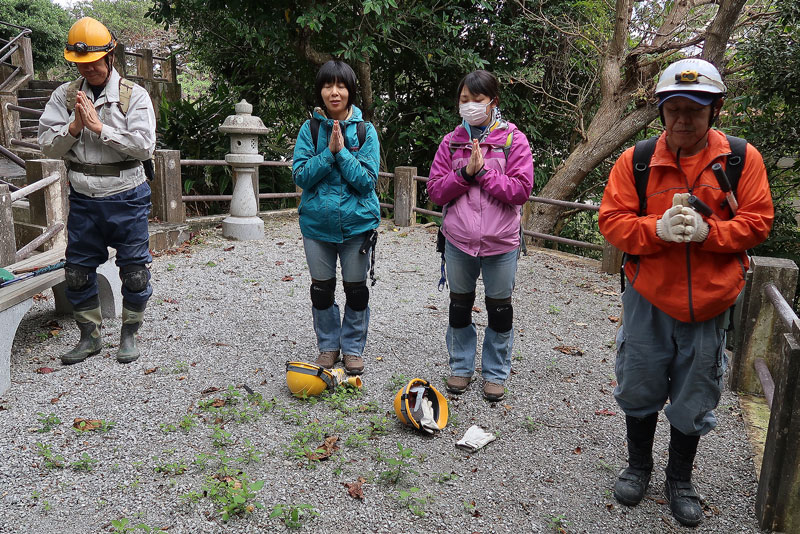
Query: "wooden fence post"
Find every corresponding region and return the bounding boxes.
[137,49,154,81]
[730,256,798,394]
[0,185,14,265]
[601,240,623,275]
[21,160,68,252]
[756,318,800,531]
[393,166,417,226]
[152,150,185,223]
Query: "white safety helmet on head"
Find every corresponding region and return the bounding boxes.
[655,58,726,107]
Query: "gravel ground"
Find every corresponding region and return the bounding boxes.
[0,214,767,534]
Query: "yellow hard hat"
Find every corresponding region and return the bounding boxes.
[393,378,448,431]
[285,361,336,397]
[64,17,116,63]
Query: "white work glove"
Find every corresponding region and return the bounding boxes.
[456,425,496,452]
[656,193,691,243]
[682,207,709,242]
[419,399,440,434]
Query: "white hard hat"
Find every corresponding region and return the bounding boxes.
[655,58,726,106]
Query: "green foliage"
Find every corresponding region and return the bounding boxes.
[733,0,800,272]
[269,503,319,529]
[200,472,264,521]
[378,442,418,484]
[36,412,61,433]
[396,487,427,516]
[0,0,72,73]
[110,518,167,533]
[35,442,65,469]
[71,452,98,472]
[70,0,161,44]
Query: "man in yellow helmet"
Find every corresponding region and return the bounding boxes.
[37,17,156,365]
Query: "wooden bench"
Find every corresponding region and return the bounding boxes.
[0,246,121,395]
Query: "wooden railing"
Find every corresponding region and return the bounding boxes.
[0,21,33,148]
[0,159,67,265]
[728,256,800,532]
[150,151,610,262]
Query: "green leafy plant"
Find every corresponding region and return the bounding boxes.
[211,425,234,448]
[110,517,166,533]
[386,373,409,392]
[548,304,561,315]
[153,452,188,476]
[201,472,264,521]
[36,442,65,469]
[269,503,319,528]
[71,452,98,472]
[523,416,540,433]
[433,472,460,484]
[548,513,570,533]
[36,412,61,433]
[379,443,418,484]
[396,487,427,517]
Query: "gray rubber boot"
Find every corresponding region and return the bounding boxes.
[61,307,102,365]
[117,307,144,364]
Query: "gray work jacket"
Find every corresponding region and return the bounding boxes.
[37,67,156,197]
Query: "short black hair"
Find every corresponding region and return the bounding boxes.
[315,60,358,109]
[456,70,499,108]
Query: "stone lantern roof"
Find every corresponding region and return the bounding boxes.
[218,100,268,135]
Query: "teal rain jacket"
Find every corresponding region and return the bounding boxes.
[292,105,381,243]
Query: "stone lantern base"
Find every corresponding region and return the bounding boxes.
[222,215,264,241]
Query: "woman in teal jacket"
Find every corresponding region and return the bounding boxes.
[292,60,380,375]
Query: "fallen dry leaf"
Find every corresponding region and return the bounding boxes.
[282,275,294,282]
[211,399,225,408]
[223,246,235,252]
[471,306,482,313]
[36,367,54,374]
[573,446,582,454]
[73,418,103,431]
[343,477,366,500]
[594,409,617,416]
[307,436,339,461]
[553,345,584,356]
[608,315,620,323]
[201,386,221,395]
[424,305,438,310]
[144,367,158,375]
[275,260,284,265]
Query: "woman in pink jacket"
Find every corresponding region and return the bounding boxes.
[427,70,534,401]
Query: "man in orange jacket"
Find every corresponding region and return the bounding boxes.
[598,58,773,527]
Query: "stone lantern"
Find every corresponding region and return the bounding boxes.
[218,99,268,240]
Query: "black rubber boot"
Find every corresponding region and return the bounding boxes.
[117,306,144,364]
[614,413,658,506]
[61,306,102,365]
[664,426,703,527]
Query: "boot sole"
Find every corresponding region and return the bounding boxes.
[61,348,102,365]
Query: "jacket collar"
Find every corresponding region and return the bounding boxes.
[312,105,359,123]
[651,128,731,169]
[82,67,121,104]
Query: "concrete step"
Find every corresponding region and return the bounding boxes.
[27,80,65,90]
[148,222,191,253]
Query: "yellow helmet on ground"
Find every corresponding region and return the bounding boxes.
[64,17,116,63]
[393,378,448,432]
[285,361,335,397]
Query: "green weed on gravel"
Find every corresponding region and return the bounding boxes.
[269,503,318,528]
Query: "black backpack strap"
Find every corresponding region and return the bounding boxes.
[309,117,321,151]
[357,121,367,148]
[632,137,659,215]
[724,134,747,195]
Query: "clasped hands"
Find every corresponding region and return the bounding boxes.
[656,193,709,243]
[465,139,484,177]
[328,120,345,154]
[68,91,103,137]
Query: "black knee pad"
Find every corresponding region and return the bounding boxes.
[449,291,475,329]
[310,278,336,309]
[486,297,513,333]
[120,264,149,293]
[65,264,91,292]
[344,281,369,311]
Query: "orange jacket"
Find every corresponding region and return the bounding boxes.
[598,129,774,322]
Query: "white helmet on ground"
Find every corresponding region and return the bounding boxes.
[655,58,726,107]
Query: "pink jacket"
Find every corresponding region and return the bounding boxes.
[427,121,534,256]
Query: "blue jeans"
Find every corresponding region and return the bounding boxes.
[614,285,727,436]
[65,183,153,307]
[303,235,371,356]
[444,240,518,384]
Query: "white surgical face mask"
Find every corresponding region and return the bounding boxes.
[459,101,491,126]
